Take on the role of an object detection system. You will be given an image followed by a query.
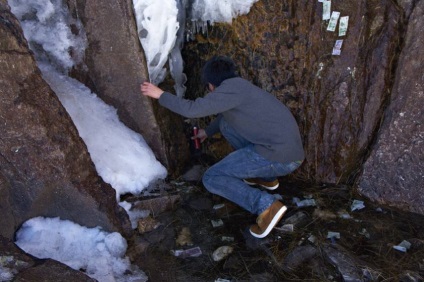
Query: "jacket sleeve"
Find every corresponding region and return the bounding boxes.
[158,87,242,118]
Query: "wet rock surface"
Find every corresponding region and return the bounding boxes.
[125,173,424,281]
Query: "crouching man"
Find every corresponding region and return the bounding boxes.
[140,56,304,238]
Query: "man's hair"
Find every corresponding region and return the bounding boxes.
[201,56,238,87]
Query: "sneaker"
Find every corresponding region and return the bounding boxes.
[243,178,279,190]
[249,201,287,238]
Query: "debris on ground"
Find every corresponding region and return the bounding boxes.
[125,172,424,281]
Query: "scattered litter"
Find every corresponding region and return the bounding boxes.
[351,200,365,211]
[211,219,224,227]
[221,236,234,242]
[176,227,193,246]
[215,278,231,282]
[172,246,202,258]
[332,40,343,55]
[327,231,341,239]
[376,207,383,212]
[308,235,317,244]
[393,240,412,253]
[359,228,370,239]
[293,197,316,207]
[339,16,349,36]
[213,203,225,210]
[338,211,352,219]
[322,1,331,20]
[212,246,234,262]
[275,224,294,233]
[327,11,340,31]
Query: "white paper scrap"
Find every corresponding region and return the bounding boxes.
[339,16,349,36]
[327,11,340,31]
[213,203,225,210]
[351,199,365,211]
[327,231,341,239]
[323,1,331,20]
[394,240,412,252]
[332,39,343,56]
[211,219,224,227]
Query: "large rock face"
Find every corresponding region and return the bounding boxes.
[357,0,424,215]
[0,1,131,240]
[66,0,189,174]
[184,0,401,183]
[182,0,423,214]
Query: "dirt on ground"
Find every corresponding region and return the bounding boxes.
[124,171,424,282]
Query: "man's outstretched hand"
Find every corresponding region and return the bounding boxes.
[140,82,164,99]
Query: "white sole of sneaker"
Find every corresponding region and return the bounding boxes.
[249,205,287,239]
[243,179,279,190]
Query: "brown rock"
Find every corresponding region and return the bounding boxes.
[358,1,424,215]
[183,0,402,184]
[0,2,130,239]
[14,259,96,282]
[66,0,189,174]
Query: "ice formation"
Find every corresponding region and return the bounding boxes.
[8,0,87,72]
[169,0,188,97]
[190,0,259,24]
[132,0,260,97]
[40,63,167,200]
[9,0,167,199]
[133,0,180,86]
[15,217,148,282]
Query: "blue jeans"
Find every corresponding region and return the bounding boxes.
[202,119,302,215]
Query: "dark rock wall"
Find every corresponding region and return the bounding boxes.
[183,0,401,183]
[358,0,424,215]
[182,0,423,214]
[0,1,131,239]
[66,0,190,174]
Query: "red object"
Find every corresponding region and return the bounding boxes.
[193,127,200,149]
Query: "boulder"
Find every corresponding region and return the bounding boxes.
[0,1,131,240]
[358,0,424,215]
[66,0,190,174]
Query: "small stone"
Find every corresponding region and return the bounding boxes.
[212,246,234,262]
[176,227,193,246]
[137,216,161,234]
